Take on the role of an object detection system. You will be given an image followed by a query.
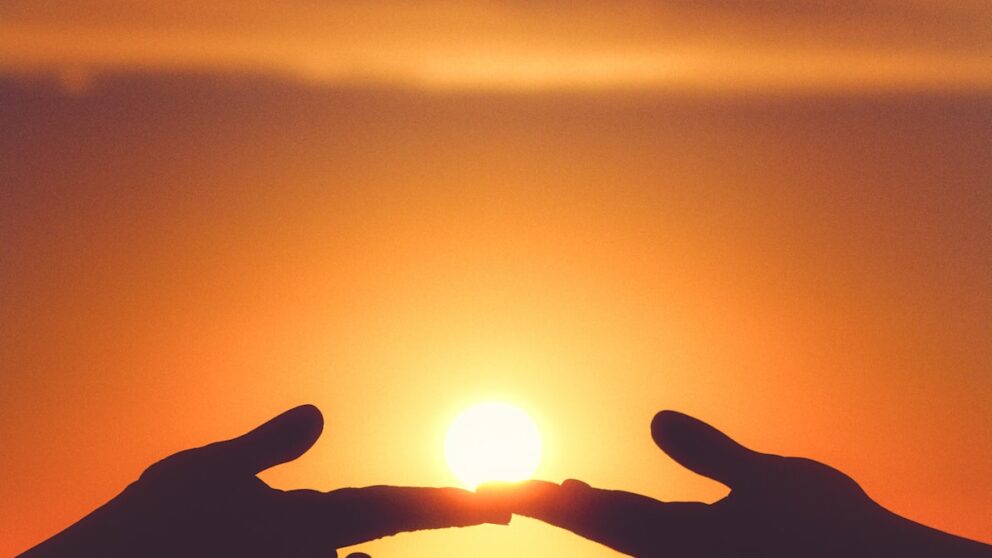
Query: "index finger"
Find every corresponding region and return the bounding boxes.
[478,480,712,556]
[283,485,511,549]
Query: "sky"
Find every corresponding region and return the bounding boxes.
[2,1,991,91]
[2,2,991,557]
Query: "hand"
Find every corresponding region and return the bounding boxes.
[482,410,991,557]
[21,405,509,558]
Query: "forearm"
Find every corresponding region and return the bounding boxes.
[878,510,992,558]
[19,487,141,558]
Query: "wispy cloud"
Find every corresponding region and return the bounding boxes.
[2,1,990,91]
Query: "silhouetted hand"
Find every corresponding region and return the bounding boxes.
[21,405,509,558]
[482,410,991,557]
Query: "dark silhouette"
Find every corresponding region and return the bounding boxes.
[19,405,509,558]
[481,410,992,557]
[21,405,991,557]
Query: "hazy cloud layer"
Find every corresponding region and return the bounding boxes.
[2,1,990,91]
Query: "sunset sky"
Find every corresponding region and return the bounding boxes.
[2,2,990,557]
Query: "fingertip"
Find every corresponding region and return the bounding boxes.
[456,488,513,528]
[651,409,763,488]
[421,486,512,528]
[277,404,324,451]
[561,478,591,491]
[475,481,526,508]
[289,403,324,434]
[466,496,513,527]
[448,486,514,526]
[476,480,562,513]
[650,410,689,449]
[489,510,513,526]
[227,404,325,474]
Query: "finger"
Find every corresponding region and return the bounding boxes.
[201,404,324,475]
[478,480,710,556]
[284,485,512,548]
[651,410,764,488]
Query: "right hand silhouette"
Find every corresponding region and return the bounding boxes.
[481,410,991,557]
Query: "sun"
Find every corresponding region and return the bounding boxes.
[444,402,542,489]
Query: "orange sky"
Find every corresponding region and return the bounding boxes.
[2,3,991,557]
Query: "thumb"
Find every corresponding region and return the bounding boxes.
[651,410,763,488]
[204,404,324,475]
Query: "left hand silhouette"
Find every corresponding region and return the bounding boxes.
[20,404,509,558]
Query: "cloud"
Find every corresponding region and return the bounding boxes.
[1,1,990,92]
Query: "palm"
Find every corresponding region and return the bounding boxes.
[119,467,297,557]
[693,454,885,557]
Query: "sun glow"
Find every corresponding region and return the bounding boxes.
[444,402,542,490]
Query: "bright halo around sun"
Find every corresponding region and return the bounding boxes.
[444,402,542,490]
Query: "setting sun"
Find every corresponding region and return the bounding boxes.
[444,402,542,490]
[3,3,992,554]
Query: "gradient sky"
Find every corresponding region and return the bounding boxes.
[2,3,991,557]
